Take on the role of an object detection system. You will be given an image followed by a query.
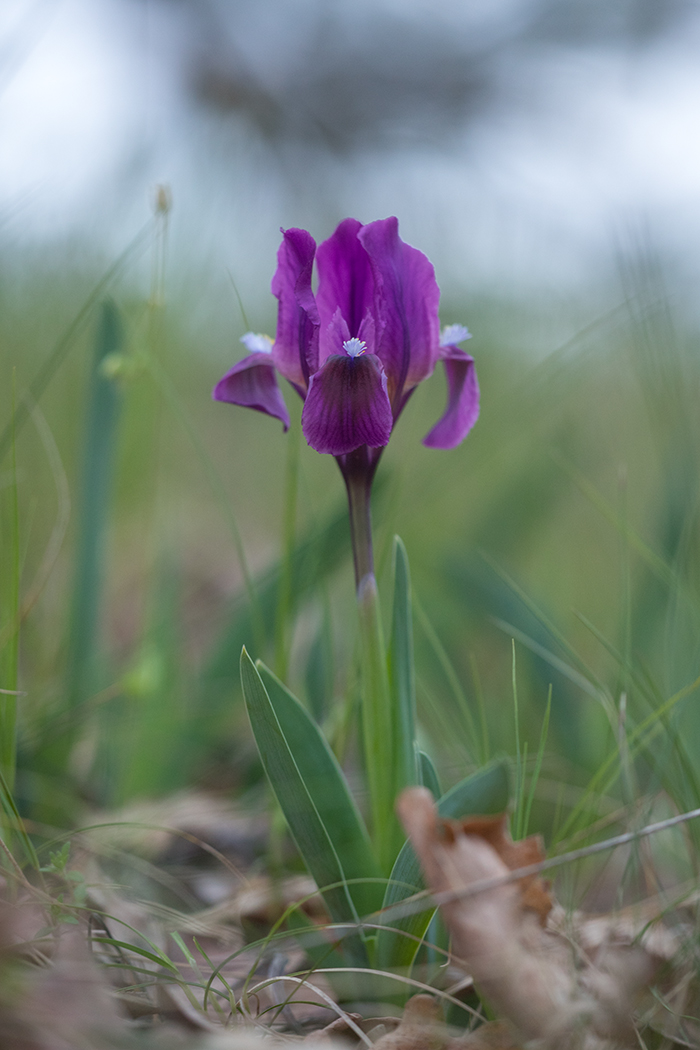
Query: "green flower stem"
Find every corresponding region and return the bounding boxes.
[357,573,397,873]
[343,452,398,868]
[342,451,375,589]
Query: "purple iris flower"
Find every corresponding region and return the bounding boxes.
[213,217,479,463]
[214,217,479,585]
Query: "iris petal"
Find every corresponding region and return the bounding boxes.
[302,353,393,456]
[213,353,290,431]
[271,227,320,390]
[422,346,479,449]
[316,218,377,364]
[358,217,441,406]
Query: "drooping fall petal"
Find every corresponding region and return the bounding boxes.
[316,218,377,364]
[301,353,392,455]
[271,227,320,390]
[358,217,441,406]
[422,345,479,449]
[212,353,290,430]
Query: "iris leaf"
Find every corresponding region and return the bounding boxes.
[418,750,441,798]
[389,537,418,798]
[240,649,369,962]
[257,661,384,918]
[375,759,510,973]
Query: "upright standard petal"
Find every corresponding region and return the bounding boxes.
[301,353,393,456]
[271,228,320,391]
[422,346,479,449]
[358,217,441,407]
[213,353,290,431]
[316,218,377,364]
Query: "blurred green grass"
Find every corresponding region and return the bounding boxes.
[2,229,700,871]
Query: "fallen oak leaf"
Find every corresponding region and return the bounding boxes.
[396,790,573,1045]
[449,814,552,926]
[450,1021,522,1049]
[396,788,668,1049]
[306,1011,401,1044]
[371,994,445,1050]
[372,995,522,1050]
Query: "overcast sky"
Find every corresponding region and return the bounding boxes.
[2,0,700,314]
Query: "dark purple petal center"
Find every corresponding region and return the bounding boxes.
[301,353,393,456]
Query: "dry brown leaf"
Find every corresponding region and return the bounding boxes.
[230,874,324,929]
[371,995,445,1050]
[371,997,521,1050]
[450,1021,522,1049]
[82,789,266,863]
[0,902,125,1050]
[397,788,676,1050]
[305,1011,367,1042]
[305,1011,404,1044]
[449,814,552,925]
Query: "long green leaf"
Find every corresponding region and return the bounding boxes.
[357,573,396,872]
[111,560,186,805]
[389,537,418,797]
[0,375,19,798]
[418,750,441,799]
[375,760,510,973]
[0,221,152,463]
[66,301,123,712]
[0,765,39,869]
[203,506,350,704]
[240,649,367,961]
[35,302,124,816]
[257,661,383,917]
[304,607,334,724]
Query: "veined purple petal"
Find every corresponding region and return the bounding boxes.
[358,217,441,407]
[316,218,377,363]
[271,228,320,391]
[422,346,479,449]
[213,353,290,431]
[326,307,352,354]
[302,353,392,456]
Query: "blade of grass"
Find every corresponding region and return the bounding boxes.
[304,599,334,724]
[553,670,700,846]
[63,302,123,726]
[413,592,477,761]
[480,551,615,720]
[552,450,700,623]
[0,219,153,462]
[202,477,387,691]
[110,559,186,805]
[144,352,264,654]
[491,618,602,700]
[0,764,39,869]
[0,404,70,640]
[0,372,19,801]
[469,653,490,765]
[512,640,523,839]
[521,684,552,839]
[274,417,300,680]
[388,537,418,797]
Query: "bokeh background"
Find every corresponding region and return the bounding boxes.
[3,0,700,842]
